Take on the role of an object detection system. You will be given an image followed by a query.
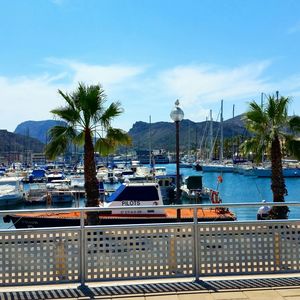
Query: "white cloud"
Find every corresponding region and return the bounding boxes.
[0,75,61,131]
[0,61,148,132]
[47,58,147,88]
[159,61,272,105]
[1,58,300,133]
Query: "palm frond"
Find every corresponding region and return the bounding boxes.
[74,83,106,128]
[95,137,116,156]
[45,136,68,160]
[51,107,81,124]
[99,102,123,128]
[106,128,132,146]
[274,96,289,125]
[94,128,131,155]
[58,90,76,110]
[243,102,269,139]
[240,138,265,163]
[73,131,85,146]
[45,125,77,159]
[267,95,277,120]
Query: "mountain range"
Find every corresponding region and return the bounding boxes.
[14,120,66,144]
[128,115,247,151]
[7,115,247,154]
[0,129,44,155]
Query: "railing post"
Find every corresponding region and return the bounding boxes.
[193,207,200,282]
[79,210,86,288]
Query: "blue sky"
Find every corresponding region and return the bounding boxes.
[1,0,300,132]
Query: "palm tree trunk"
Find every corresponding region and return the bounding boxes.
[270,134,288,219]
[84,128,100,225]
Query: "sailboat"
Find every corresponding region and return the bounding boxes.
[201,101,234,173]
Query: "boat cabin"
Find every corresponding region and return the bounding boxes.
[104,182,166,216]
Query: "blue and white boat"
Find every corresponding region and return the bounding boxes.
[28,168,47,183]
[104,182,166,217]
[201,162,235,173]
[46,179,74,204]
[254,167,300,177]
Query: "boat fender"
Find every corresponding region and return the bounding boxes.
[3,215,11,223]
[211,191,219,203]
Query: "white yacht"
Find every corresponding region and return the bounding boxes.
[0,177,25,207]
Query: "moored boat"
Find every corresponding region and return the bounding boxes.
[180,175,211,204]
[254,166,300,177]
[46,179,75,204]
[0,177,25,207]
[4,182,236,228]
[25,183,48,204]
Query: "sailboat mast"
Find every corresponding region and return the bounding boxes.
[209,109,213,161]
[149,115,152,166]
[220,100,224,162]
[188,122,191,157]
[260,93,265,164]
[232,104,235,160]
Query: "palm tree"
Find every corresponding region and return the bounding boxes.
[45,83,131,224]
[241,94,300,219]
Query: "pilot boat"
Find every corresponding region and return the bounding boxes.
[4,182,235,228]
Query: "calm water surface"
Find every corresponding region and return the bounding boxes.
[164,164,300,220]
[0,163,299,228]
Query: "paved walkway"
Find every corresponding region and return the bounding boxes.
[1,275,300,299]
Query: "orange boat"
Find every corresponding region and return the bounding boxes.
[4,182,235,228]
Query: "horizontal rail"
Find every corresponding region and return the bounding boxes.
[0,201,299,215]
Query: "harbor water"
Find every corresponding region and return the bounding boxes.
[165,164,300,221]
[0,163,299,229]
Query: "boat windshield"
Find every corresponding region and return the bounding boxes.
[107,185,159,203]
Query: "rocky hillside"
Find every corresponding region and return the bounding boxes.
[14,120,66,144]
[0,130,44,154]
[11,115,248,153]
[128,115,248,151]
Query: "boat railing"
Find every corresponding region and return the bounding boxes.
[1,202,300,287]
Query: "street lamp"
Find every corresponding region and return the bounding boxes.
[170,99,184,208]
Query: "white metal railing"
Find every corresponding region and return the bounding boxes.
[0,202,300,286]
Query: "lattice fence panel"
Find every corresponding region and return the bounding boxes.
[85,224,194,281]
[197,221,300,276]
[0,229,80,285]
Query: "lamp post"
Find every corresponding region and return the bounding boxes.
[170,99,184,208]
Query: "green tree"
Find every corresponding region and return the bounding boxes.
[240,94,300,219]
[45,83,131,224]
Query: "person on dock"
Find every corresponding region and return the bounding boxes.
[257,200,271,220]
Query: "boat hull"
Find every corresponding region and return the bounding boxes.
[254,167,300,177]
[5,210,236,229]
[0,194,24,207]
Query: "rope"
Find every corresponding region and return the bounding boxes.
[7,216,23,229]
[254,177,264,200]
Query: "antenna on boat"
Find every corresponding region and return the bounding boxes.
[232,104,235,160]
[149,115,152,167]
[220,100,224,162]
[209,110,214,161]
